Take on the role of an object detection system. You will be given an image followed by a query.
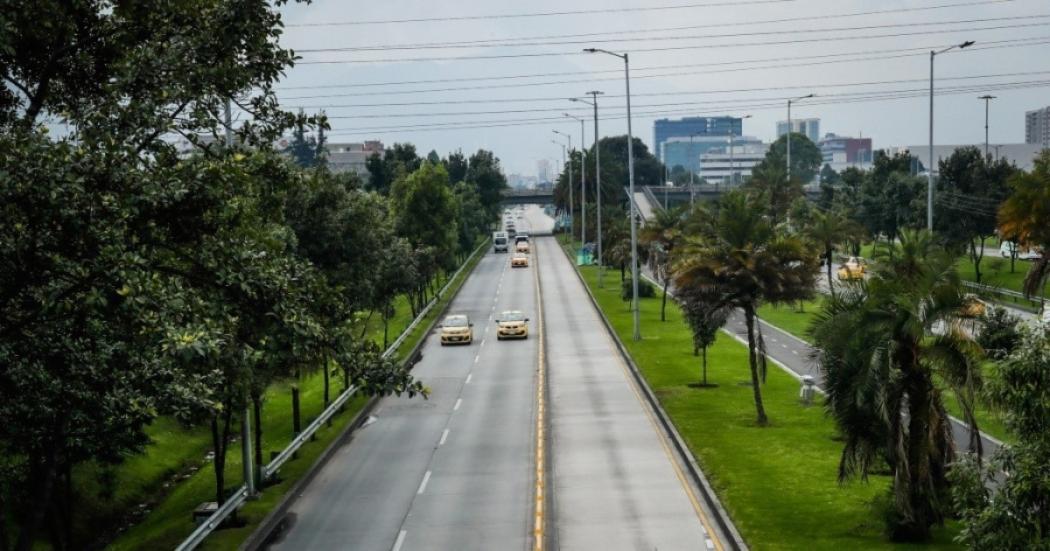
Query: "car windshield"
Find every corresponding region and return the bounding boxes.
[443,315,469,327]
[501,311,525,322]
[495,238,507,245]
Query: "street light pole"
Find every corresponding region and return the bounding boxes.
[978,95,996,158]
[554,130,573,240]
[585,47,640,341]
[565,113,587,246]
[786,94,814,181]
[572,91,605,286]
[928,40,975,231]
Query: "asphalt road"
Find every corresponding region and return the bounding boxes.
[535,234,721,551]
[270,212,541,551]
[266,205,730,550]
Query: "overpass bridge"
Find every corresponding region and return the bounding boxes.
[502,188,554,205]
[642,185,822,211]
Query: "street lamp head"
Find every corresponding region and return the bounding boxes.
[742,114,753,119]
[960,40,976,49]
[583,48,597,53]
[978,94,996,100]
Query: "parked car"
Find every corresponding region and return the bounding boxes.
[439,314,473,345]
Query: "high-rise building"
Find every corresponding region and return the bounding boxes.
[819,133,873,172]
[1025,106,1050,148]
[653,116,743,170]
[536,159,553,183]
[776,118,821,144]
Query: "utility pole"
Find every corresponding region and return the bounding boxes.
[979,95,996,158]
[227,98,256,498]
[572,91,605,286]
[564,112,587,246]
[689,133,697,205]
[554,130,573,240]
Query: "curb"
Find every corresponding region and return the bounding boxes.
[241,244,489,551]
[557,243,748,551]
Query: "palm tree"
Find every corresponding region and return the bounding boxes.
[673,191,818,425]
[809,229,984,542]
[676,284,732,386]
[641,206,685,321]
[803,209,850,297]
[998,150,1050,298]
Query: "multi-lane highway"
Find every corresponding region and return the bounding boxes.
[266,205,729,550]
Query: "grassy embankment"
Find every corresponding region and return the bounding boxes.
[104,244,487,550]
[576,262,963,550]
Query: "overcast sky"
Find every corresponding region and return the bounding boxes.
[271,0,1050,176]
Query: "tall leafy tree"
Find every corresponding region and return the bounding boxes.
[745,163,801,226]
[465,149,508,220]
[444,150,469,184]
[935,146,1016,283]
[753,133,823,184]
[673,191,818,424]
[390,162,459,275]
[284,112,327,168]
[952,325,1050,549]
[810,230,984,542]
[998,150,1050,298]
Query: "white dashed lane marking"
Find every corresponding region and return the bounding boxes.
[439,429,449,446]
[454,398,462,411]
[417,470,432,494]
[466,373,473,384]
[392,530,407,551]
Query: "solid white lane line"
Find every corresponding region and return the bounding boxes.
[439,428,449,446]
[454,398,462,411]
[392,530,407,551]
[466,373,473,384]
[417,471,432,494]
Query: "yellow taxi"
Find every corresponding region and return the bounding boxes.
[511,254,529,268]
[439,314,473,345]
[495,310,530,340]
[837,256,867,281]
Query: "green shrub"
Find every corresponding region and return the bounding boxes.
[621,278,655,302]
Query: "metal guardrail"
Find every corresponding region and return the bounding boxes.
[963,280,1044,310]
[175,486,249,551]
[175,240,488,551]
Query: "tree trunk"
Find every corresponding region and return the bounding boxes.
[743,305,769,426]
[970,238,983,284]
[210,409,233,506]
[252,394,263,488]
[826,244,835,298]
[292,384,301,436]
[383,311,390,349]
[661,279,669,322]
[15,449,57,551]
[899,374,935,541]
[701,346,708,386]
[322,351,330,408]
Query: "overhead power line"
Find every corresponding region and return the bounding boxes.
[276,36,1050,95]
[296,20,1050,64]
[298,12,1036,53]
[315,79,1050,135]
[284,69,1050,111]
[286,0,794,27]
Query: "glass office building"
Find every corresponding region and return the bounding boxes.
[653,117,743,172]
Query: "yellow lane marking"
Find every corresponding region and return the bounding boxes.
[532,241,546,551]
[592,266,726,551]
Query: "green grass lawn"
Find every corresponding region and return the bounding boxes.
[576,264,963,550]
[104,243,487,550]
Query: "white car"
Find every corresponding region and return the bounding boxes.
[1000,241,1041,260]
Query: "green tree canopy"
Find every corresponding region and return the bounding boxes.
[753,133,823,184]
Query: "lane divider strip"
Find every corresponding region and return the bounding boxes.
[532,238,547,551]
